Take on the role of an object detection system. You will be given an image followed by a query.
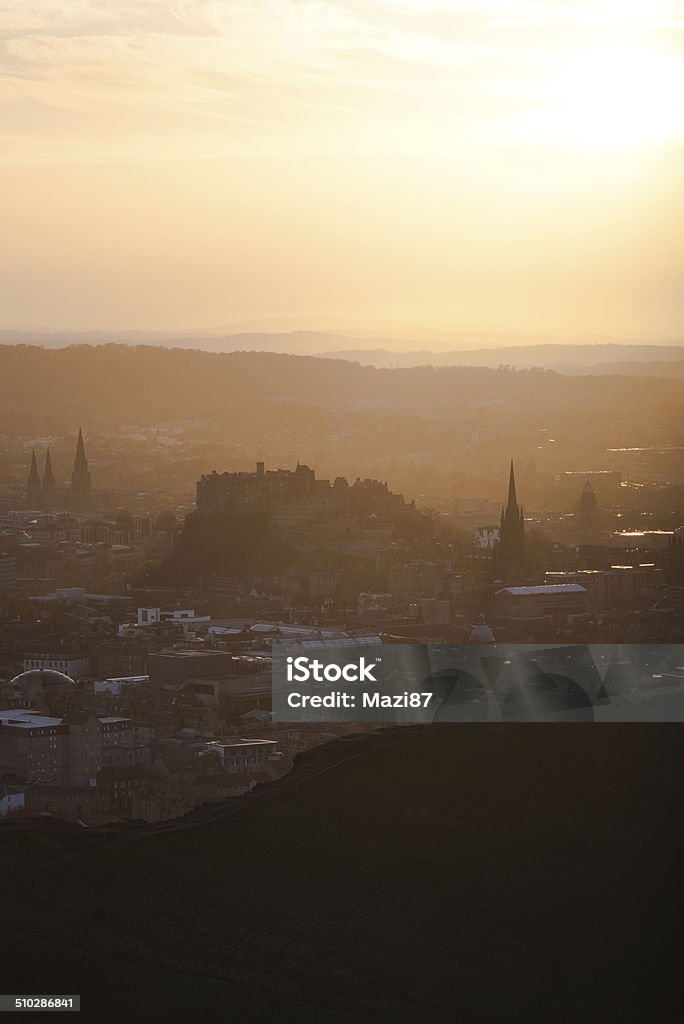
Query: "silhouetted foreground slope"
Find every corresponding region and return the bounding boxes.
[1,726,682,1023]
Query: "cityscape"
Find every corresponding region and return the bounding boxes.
[2,1,683,1020]
[1,383,682,825]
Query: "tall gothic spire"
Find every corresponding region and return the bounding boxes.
[75,426,87,469]
[27,449,42,507]
[71,426,92,505]
[498,458,525,576]
[28,449,39,484]
[42,448,55,488]
[506,459,517,510]
[42,448,56,506]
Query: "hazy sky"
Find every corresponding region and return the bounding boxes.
[1,0,683,339]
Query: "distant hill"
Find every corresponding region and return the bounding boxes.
[1,329,682,374]
[0,329,361,357]
[582,361,684,378]
[322,344,684,375]
[1,344,682,440]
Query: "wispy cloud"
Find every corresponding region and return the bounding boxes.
[1,1,683,161]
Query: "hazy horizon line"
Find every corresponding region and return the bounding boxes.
[0,324,682,353]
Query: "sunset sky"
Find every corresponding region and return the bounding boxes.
[1,1,683,339]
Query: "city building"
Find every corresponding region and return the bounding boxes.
[0,710,68,784]
[0,553,16,595]
[494,583,588,624]
[148,649,234,687]
[206,737,278,771]
[0,783,26,817]
[0,708,138,788]
[22,652,90,680]
[132,607,211,638]
[544,565,665,612]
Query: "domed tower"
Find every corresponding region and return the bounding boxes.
[579,478,598,515]
[71,427,92,506]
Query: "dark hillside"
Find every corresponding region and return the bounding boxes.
[1,725,681,1023]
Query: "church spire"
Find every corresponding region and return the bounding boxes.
[28,449,39,484]
[498,458,525,577]
[507,459,517,510]
[42,449,55,487]
[71,426,92,506]
[75,426,87,468]
[42,448,56,506]
[27,448,42,507]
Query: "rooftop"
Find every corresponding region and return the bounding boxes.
[155,649,230,659]
[290,636,383,650]
[0,711,63,728]
[207,738,277,749]
[497,585,588,597]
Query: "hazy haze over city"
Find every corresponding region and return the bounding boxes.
[2,9,684,1018]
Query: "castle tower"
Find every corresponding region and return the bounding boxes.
[71,427,92,506]
[498,460,525,574]
[579,478,598,515]
[42,448,56,507]
[27,449,42,507]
